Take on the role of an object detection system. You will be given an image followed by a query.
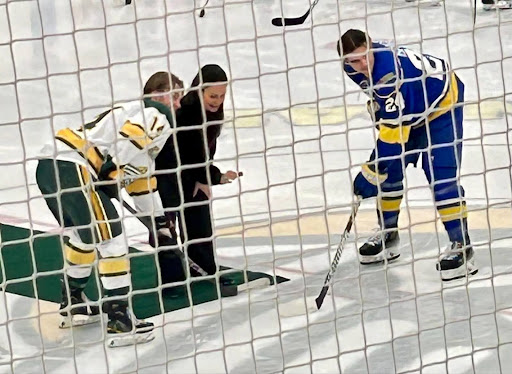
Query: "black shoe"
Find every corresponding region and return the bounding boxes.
[359,230,400,265]
[436,241,478,281]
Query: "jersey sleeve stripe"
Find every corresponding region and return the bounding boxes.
[428,73,459,122]
[125,177,158,196]
[119,121,152,150]
[150,116,159,132]
[378,123,412,144]
[56,128,104,174]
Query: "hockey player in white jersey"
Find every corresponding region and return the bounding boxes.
[36,72,184,347]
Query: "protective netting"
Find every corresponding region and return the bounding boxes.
[1,0,512,372]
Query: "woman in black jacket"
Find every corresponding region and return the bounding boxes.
[156,64,240,282]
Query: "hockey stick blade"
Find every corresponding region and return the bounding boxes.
[271,9,311,26]
[272,0,319,26]
[314,200,360,310]
[199,0,209,18]
[315,286,329,310]
[120,199,248,298]
[120,200,210,275]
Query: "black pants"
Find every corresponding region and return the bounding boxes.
[156,173,217,279]
[182,202,216,276]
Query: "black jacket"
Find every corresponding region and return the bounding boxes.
[177,90,223,201]
[155,90,223,207]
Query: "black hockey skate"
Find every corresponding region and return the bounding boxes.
[59,282,101,329]
[436,241,478,281]
[359,230,400,265]
[106,301,154,348]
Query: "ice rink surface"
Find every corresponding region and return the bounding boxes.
[1,0,512,372]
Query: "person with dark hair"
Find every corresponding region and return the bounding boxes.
[36,71,183,347]
[144,71,184,113]
[155,64,241,284]
[338,29,476,281]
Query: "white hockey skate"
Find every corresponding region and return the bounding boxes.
[60,310,101,329]
[482,0,512,10]
[359,230,401,265]
[106,302,154,348]
[59,286,101,329]
[112,0,132,6]
[436,242,478,281]
[405,0,443,6]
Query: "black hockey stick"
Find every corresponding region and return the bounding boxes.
[120,200,238,296]
[198,0,210,17]
[315,199,360,309]
[272,0,320,26]
[121,200,272,296]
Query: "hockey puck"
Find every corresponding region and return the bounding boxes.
[238,171,243,177]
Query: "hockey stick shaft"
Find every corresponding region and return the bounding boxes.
[120,200,242,296]
[199,0,210,17]
[272,0,320,26]
[120,200,209,277]
[315,199,360,309]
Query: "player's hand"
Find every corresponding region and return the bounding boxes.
[353,164,387,199]
[220,170,242,184]
[193,182,212,199]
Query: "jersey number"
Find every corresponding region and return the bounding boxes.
[402,48,445,80]
[385,97,398,112]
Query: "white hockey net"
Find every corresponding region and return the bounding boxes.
[1,0,512,372]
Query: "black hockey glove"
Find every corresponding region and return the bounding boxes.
[149,216,187,285]
[97,155,120,199]
[149,216,178,249]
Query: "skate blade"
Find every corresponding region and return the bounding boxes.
[438,259,478,281]
[107,332,155,348]
[404,0,443,7]
[484,5,512,9]
[59,314,101,329]
[112,0,128,6]
[360,250,401,265]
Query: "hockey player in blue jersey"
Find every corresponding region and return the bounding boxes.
[338,29,477,281]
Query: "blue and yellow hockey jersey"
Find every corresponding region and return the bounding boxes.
[344,42,461,172]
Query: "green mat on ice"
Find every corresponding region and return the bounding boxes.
[0,224,289,319]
